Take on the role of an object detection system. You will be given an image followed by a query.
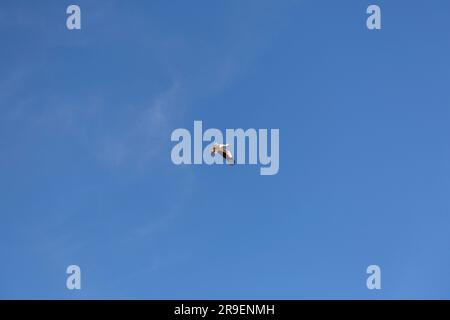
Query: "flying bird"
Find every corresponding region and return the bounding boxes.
[211,143,235,165]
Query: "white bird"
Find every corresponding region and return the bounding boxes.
[211,143,235,165]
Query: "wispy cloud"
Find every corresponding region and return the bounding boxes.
[94,80,182,169]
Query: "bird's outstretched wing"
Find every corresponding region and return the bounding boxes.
[221,148,235,165]
[212,145,235,165]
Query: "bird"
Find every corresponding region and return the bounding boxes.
[211,143,235,165]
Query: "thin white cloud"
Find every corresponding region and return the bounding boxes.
[94,80,182,169]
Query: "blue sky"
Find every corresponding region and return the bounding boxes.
[1,0,450,299]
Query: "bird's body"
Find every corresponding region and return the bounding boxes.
[211,143,235,164]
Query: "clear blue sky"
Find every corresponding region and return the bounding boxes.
[1,0,450,299]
